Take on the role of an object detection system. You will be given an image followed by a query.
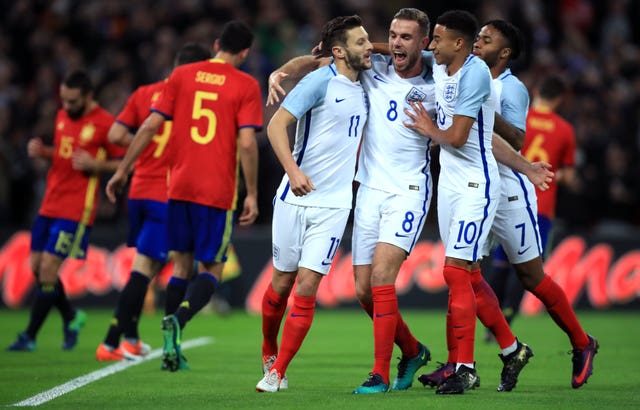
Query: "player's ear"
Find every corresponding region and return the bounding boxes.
[213,39,220,53]
[332,45,345,60]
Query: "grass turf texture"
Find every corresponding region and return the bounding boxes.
[0,308,638,409]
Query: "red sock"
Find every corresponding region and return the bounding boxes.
[532,275,590,349]
[261,283,288,358]
[443,265,476,364]
[470,269,516,349]
[446,298,457,363]
[371,285,397,384]
[395,313,420,358]
[361,301,419,358]
[272,294,316,376]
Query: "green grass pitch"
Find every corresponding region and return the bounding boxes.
[0,308,638,409]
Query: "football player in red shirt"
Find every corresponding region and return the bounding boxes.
[107,21,262,371]
[8,70,123,352]
[96,44,212,362]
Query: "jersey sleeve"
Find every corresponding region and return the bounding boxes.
[151,74,176,120]
[237,77,264,130]
[500,80,529,131]
[561,122,577,167]
[455,63,490,119]
[116,88,142,130]
[281,67,330,119]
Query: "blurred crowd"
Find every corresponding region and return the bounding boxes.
[0,0,639,237]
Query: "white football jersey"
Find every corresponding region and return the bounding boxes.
[276,63,369,208]
[355,53,436,201]
[433,55,499,198]
[494,69,536,210]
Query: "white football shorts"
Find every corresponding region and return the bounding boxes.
[271,199,350,275]
[352,185,431,266]
[490,201,543,264]
[438,185,498,263]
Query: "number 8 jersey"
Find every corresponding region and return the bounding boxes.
[152,58,263,210]
[356,53,436,200]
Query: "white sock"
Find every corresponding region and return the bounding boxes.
[502,340,518,356]
[456,362,474,371]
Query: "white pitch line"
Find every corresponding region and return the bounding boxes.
[11,336,215,407]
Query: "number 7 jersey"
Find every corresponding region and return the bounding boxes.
[152,58,263,210]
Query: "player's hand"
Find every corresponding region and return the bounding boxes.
[288,168,315,197]
[527,161,554,191]
[27,138,44,158]
[266,72,288,106]
[71,149,96,173]
[238,194,259,226]
[403,101,436,138]
[105,169,128,203]
[311,41,324,57]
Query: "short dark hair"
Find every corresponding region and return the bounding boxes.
[63,70,93,95]
[175,43,211,66]
[393,8,430,37]
[538,75,567,99]
[318,15,363,57]
[436,10,479,45]
[218,21,254,54]
[483,19,523,60]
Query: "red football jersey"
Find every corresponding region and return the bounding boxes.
[522,106,576,219]
[116,81,171,202]
[152,58,263,209]
[39,106,123,225]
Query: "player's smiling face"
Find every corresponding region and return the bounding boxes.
[473,24,506,69]
[428,24,457,67]
[388,18,428,76]
[344,26,373,72]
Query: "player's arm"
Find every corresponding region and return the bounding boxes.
[108,122,134,147]
[105,112,164,202]
[492,133,554,191]
[238,127,259,226]
[268,107,315,196]
[403,101,474,148]
[494,113,524,151]
[267,55,330,106]
[27,137,54,159]
[71,150,121,174]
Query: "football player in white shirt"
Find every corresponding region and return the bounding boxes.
[256,15,372,393]
[266,8,437,395]
[404,10,552,395]
[474,19,597,390]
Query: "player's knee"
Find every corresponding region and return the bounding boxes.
[355,286,372,305]
[443,265,469,286]
[515,268,543,291]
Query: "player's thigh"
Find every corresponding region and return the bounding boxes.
[132,199,169,262]
[492,206,543,264]
[34,216,91,261]
[439,187,498,262]
[352,186,383,266]
[299,206,350,275]
[192,204,234,264]
[167,200,233,264]
[272,199,304,272]
[377,191,429,255]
